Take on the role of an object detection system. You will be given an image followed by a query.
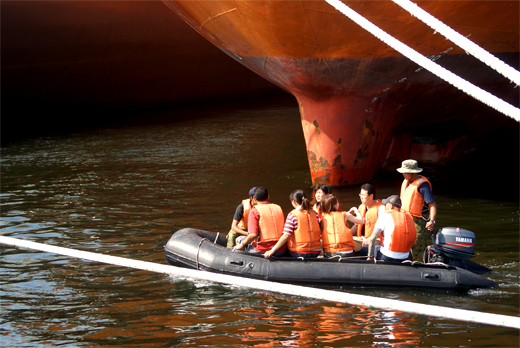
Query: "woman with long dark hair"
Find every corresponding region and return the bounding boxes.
[313,184,332,221]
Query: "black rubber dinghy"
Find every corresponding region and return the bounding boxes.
[164,228,497,292]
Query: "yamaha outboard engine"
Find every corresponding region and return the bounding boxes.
[425,227,492,274]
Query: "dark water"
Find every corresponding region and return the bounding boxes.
[1,96,519,347]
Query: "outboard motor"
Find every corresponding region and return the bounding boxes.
[424,227,492,274]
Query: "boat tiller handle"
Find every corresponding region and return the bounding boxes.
[430,229,441,254]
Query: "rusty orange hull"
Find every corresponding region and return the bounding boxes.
[163,0,519,186]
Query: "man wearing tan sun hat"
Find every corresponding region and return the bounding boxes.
[397,159,437,262]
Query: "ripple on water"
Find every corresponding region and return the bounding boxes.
[0,100,518,347]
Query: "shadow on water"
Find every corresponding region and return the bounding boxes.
[0,92,295,146]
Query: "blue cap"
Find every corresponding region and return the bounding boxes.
[249,187,257,197]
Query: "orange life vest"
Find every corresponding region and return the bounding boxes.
[357,200,383,238]
[287,209,321,252]
[237,198,252,230]
[400,175,432,217]
[254,204,285,243]
[321,212,355,253]
[386,210,417,253]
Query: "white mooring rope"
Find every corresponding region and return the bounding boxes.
[1,235,519,329]
[325,0,520,122]
[392,0,520,86]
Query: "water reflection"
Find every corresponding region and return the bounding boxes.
[1,96,518,347]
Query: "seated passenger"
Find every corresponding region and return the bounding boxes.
[264,189,321,259]
[320,195,364,258]
[235,186,286,257]
[312,184,332,221]
[226,187,256,248]
[363,195,417,262]
[351,183,386,254]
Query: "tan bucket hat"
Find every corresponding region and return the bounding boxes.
[396,159,423,173]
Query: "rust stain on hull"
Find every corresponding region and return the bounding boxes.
[308,151,329,173]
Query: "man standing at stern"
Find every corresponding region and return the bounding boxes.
[397,159,437,261]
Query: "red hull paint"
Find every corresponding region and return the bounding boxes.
[163,0,519,186]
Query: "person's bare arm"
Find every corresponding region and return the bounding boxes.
[234,233,257,251]
[230,219,248,235]
[264,234,290,258]
[364,228,382,260]
[426,202,437,231]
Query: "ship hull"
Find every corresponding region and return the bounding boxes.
[1,1,282,143]
[163,0,519,186]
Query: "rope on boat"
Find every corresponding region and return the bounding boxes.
[325,0,520,122]
[1,235,519,329]
[196,238,208,270]
[391,0,520,87]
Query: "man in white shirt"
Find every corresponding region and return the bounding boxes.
[351,183,386,253]
[363,195,416,262]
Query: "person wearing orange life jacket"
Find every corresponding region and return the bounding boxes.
[234,186,286,257]
[363,195,416,262]
[312,184,332,222]
[265,189,321,259]
[397,159,437,261]
[350,183,386,254]
[226,186,257,248]
[320,195,364,258]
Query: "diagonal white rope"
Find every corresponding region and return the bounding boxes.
[325,0,520,122]
[392,0,520,86]
[1,235,519,329]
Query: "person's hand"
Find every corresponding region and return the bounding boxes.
[362,238,370,247]
[348,207,358,215]
[234,243,245,251]
[426,221,435,231]
[264,250,274,258]
[366,256,374,261]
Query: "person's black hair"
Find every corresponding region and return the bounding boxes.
[360,183,376,199]
[316,184,332,195]
[254,186,269,202]
[289,189,312,211]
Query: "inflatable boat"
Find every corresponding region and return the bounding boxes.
[164,228,497,291]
